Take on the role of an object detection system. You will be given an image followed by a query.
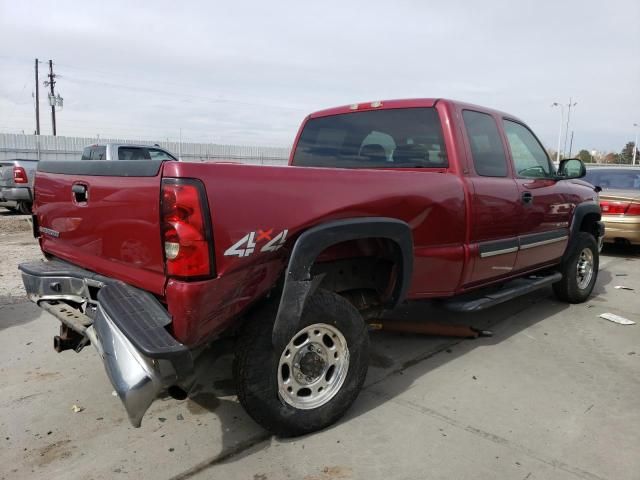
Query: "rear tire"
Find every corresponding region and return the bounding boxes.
[234,290,369,437]
[17,201,32,215]
[553,232,599,303]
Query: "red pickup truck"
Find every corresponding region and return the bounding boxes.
[20,98,603,436]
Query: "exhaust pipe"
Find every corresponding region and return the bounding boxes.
[85,307,177,427]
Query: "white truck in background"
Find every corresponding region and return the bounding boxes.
[81,143,178,161]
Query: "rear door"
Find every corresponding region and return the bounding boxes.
[461,110,520,284]
[34,160,167,294]
[502,119,571,271]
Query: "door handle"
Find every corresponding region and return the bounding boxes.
[521,191,533,204]
[72,183,88,203]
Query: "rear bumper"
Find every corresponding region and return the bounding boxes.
[602,215,640,244]
[1,186,32,202]
[19,259,193,427]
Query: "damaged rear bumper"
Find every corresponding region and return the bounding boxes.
[19,260,193,427]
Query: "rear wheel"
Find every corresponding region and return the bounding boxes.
[553,232,599,303]
[17,201,32,215]
[234,290,369,437]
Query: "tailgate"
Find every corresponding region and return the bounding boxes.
[34,160,167,295]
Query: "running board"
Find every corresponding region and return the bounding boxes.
[443,272,563,312]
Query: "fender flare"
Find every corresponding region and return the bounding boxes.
[566,201,603,253]
[272,217,413,348]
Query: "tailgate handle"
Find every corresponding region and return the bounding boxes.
[72,183,88,203]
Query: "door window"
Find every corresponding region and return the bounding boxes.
[503,120,551,178]
[462,110,508,177]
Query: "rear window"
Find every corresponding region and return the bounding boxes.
[584,169,640,190]
[118,147,149,160]
[148,148,176,161]
[291,108,448,169]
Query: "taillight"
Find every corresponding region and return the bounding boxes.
[600,200,629,214]
[161,179,214,278]
[600,200,640,216]
[13,166,28,184]
[626,203,640,216]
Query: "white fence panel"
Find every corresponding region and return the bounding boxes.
[0,133,291,164]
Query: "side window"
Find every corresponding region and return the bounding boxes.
[147,148,176,161]
[462,110,508,177]
[81,146,106,160]
[503,120,551,178]
[92,146,106,160]
[118,147,148,160]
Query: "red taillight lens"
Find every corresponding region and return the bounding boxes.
[626,203,640,216]
[161,179,213,278]
[13,166,28,184]
[600,200,630,215]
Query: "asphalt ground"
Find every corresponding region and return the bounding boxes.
[1,207,638,480]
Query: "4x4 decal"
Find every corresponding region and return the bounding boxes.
[224,229,289,257]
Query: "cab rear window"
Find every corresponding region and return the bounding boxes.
[292,108,447,169]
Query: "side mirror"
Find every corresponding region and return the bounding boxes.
[557,158,586,179]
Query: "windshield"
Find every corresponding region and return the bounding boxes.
[584,169,640,190]
[292,107,447,169]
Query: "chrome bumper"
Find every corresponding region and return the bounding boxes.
[19,260,193,428]
[86,307,177,427]
[1,186,32,201]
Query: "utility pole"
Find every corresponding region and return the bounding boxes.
[633,123,638,166]
[563,98,577,156]
[47,60,57,136]
[34,59,40,135]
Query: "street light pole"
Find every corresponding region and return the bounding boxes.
[633,123,638,166]
[552,102,564,163]
[563,98,577,157]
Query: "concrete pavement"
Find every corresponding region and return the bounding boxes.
[1,224,638,479]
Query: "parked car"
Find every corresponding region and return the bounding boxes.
[20,98,603,437]
[0,158,38,214]
[81,143,178,161]
[584,165,640,245]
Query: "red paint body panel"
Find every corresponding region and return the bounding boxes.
[33,98,598,348]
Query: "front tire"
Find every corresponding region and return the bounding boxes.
[234,290,369,437]
[553,232,599,303]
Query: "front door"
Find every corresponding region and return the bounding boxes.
[502,119,571,271]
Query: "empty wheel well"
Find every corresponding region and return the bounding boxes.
[310,238,401,315]
[580,212,601,238]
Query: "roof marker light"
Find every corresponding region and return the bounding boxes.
[349,104,359,110]
[370,101,383,108]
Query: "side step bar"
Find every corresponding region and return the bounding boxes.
[443,272,562,312]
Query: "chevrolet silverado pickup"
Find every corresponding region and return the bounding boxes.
[19,98,604,437]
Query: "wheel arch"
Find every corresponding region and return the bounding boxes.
[272,217,413,347]
[566,201,603,254]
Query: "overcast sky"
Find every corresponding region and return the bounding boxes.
[1,0,639,152]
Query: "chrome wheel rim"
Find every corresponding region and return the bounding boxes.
[576,248,594,289]
[277,323,350,410]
